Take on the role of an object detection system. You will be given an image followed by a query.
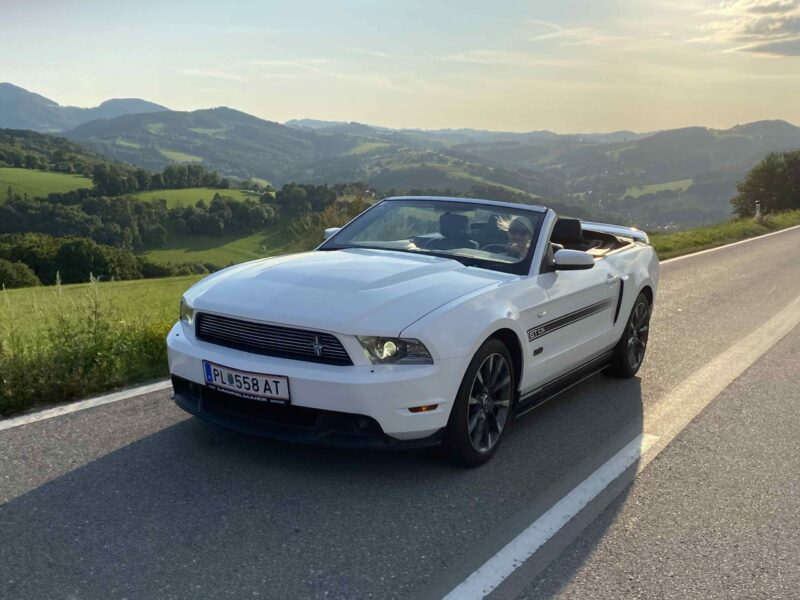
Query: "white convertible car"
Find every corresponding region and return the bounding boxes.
[168,196,658,465]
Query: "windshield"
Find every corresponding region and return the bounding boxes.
[320,199,545,274]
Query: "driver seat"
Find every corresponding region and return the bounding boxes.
[427,213,479,250]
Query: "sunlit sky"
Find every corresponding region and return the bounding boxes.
[2,0,799,132]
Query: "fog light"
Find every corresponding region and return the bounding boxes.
[409,404,438,413]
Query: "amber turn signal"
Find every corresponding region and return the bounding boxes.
[408,404,438,413]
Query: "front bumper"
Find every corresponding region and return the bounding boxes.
[167,322,466,443]
[172,376,442,449]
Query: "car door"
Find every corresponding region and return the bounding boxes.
[529,258,622,382]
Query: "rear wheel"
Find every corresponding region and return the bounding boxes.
[443,338,515,467]
[606,292,651,378]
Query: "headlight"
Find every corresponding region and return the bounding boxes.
[357,337,433,364]
[179,298,194,326]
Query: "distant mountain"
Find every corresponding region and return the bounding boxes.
[0,83,168,132]
[48,91,800,228]
[65,107,359,184]
[286,118,355,130]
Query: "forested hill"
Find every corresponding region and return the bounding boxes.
[66,107,359,184]
[6,83,800,228]
[0,129,119,175]
[0,82,167,132]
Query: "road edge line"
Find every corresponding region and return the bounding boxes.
[443,434,660,600]
[0,380,171,432]
[442,293,800,599]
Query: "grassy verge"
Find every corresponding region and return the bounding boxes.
[650,210,800,260]
[0,276,200,416]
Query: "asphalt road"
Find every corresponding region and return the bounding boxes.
[1,226,799,600]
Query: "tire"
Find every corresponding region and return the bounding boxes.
[443,338,516,467]
[606,292,651,378]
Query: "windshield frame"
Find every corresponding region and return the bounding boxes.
[318,197,547,276]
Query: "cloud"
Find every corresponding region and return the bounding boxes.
[174,68,249,82]
[737,35,800,52]
[699,0,800,55]
[441,50,586,68]
[246,58,331,69]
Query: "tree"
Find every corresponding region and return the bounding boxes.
[732,150,800,217]
[0,258,41,288]
[275,184,309,216]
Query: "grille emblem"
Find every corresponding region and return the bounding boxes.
[310,336,325,357]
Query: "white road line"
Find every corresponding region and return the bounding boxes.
[442,292,800,600]
[0,380,171,432]
[660,222,800,264]
[443,434,660,600]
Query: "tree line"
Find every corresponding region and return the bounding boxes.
[0,192,276,250]
[91,163,235,196]
[0,232,221,288]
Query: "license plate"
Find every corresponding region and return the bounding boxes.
[202,360,290,403]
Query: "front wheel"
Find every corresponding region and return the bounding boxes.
[443,338,516,467]
[606,292,651,378]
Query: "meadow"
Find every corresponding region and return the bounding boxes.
[624,178,693,199]
[0,275,202,416]
[132,186,261,207]
[0,167,92,202]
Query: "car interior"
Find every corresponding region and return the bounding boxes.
[421,213,634,262]
[542,217,636,270]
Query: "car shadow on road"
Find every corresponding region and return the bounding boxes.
[0,374,643,600]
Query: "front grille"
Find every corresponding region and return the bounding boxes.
[195,312,352,366]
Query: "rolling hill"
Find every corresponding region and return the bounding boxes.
[0,83,168,132]
[67,112,800,227]
[7,83,800,228]
[66,107,359,185]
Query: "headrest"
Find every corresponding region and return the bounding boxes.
[440,213,470,237]
[552,218,583,242]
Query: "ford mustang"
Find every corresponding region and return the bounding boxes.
[168,196,658,466]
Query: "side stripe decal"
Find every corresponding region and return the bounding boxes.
[527,298,614,342]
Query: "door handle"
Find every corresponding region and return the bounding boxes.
[606,273,619,284]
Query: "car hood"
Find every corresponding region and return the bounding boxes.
[185,248,509,335]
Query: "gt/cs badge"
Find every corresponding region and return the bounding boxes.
[528,327,546,341]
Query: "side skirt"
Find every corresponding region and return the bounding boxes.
[513,349,614,419]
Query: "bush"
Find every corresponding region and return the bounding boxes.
[0,258,41,288]
[0,279,170,416]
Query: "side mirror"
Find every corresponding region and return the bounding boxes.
[323,227,341,240]
[554,249,594,271]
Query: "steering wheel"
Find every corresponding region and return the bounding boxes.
[480,244,508,253]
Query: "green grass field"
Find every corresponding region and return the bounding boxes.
[0,275,203,415]
[0,167,93,202]
[159,149,204,163]
[132,187,261,207]
[1,275,201,343]
[142,222,295,266]
[624,178,693,199]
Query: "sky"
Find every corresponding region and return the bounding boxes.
[2,0,800,132]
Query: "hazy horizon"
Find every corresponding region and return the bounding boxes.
[3,0,800,133]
